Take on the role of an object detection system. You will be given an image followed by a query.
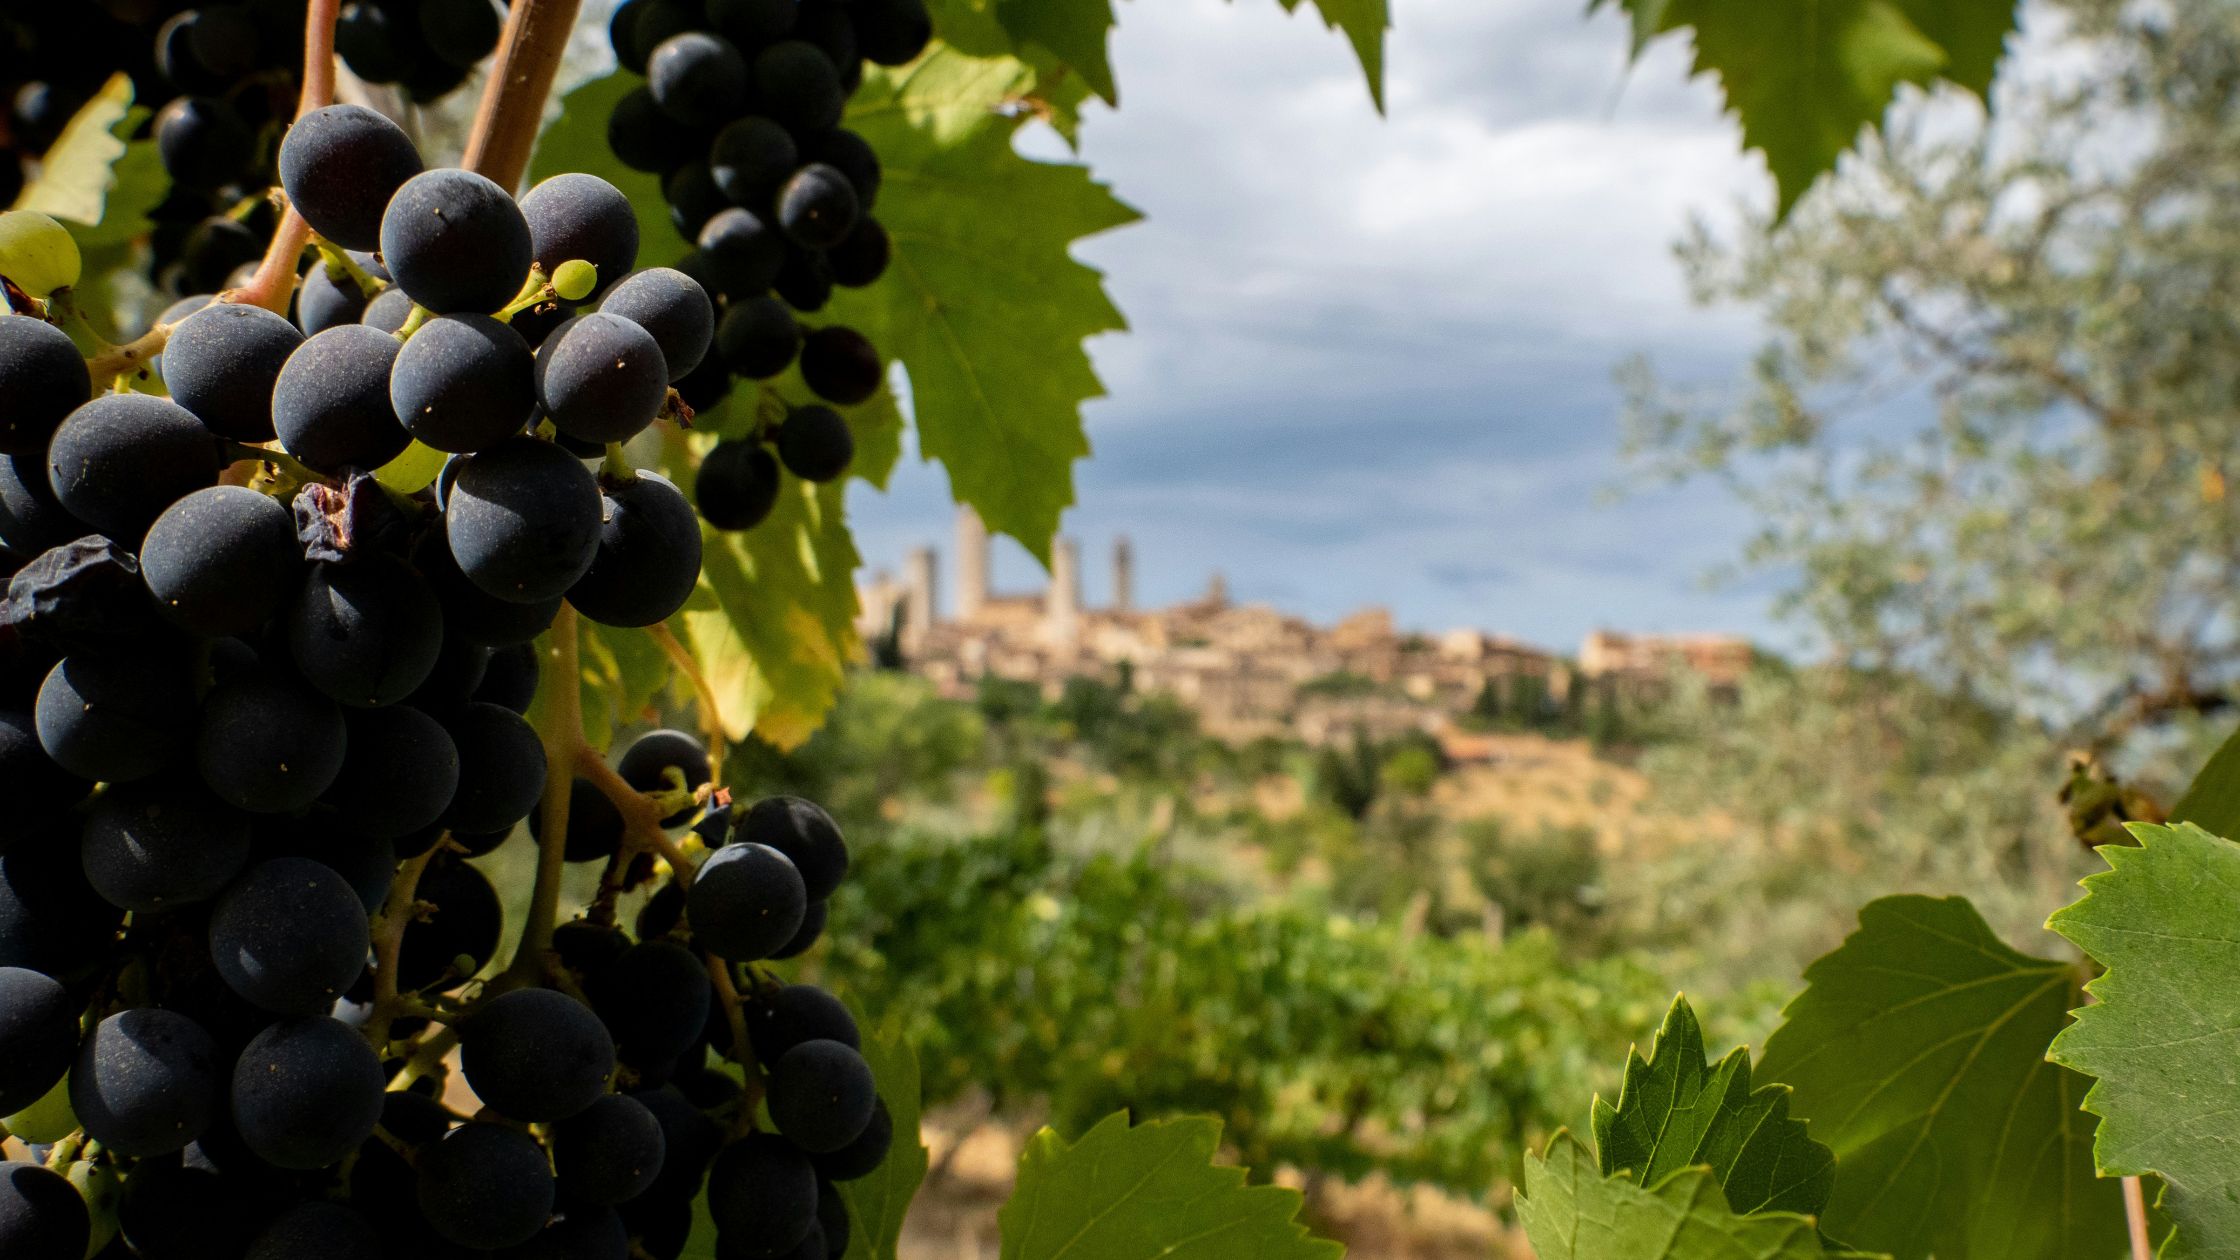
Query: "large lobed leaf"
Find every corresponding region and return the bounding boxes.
[1756,895,2123,1260]
[997,1112,1341,1260]
[829,48,1138,564]
[2048,823,2240,1259]
[1593,995,1835,1218]
[1598,0,2020,218]
[1521,1132,1876,1260]
[839,1022,930,1260]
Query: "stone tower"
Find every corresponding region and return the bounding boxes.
[904,546,937,638]
[955,505,988,622]
[1112,536,1134,613]
[1046,537,1081,645]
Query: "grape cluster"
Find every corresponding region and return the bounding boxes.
[0,95,887,1260]
[603,0,922,531]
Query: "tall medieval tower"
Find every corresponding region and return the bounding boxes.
[1112,537,1134,613]
[955,505,988,622]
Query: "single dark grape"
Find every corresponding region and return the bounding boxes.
[362,286,417,333]
[708,117,797,211]
[320,704,460,839]
[499,1207,632,1260]
[570,473,703,628]
[0,967,75,1115]
[381,168,535,315]
[186,4,261,77]
[163,302,302,441]
[475,641,541,711]
[521,172,641,303]
[777,405,853,482]
[794,0,862,87]
[608,86,697,174]
[0,454,75,557]
[811,1097,893,1181]
[826,217,890,287]
[776,163,859,251]
[208,856,372,1014]
[297,252,386,335]
[461,987,615,1123]
[624,0,699,73]
[802,129,881,211]
[599,268,715,381]
[35,651,195,783]
[706,1133,818,1255]
[177,214,265,294]
[0,835,123,981]
[666,161,728,241]
[45,393,223,544]
[445,436,604,603]
[416,530,564,648]
[442,700,547,832]
[287,556,446,706]
[420,0,503,67]
[753,41,845,135]
[817,1180,851,1255]
[245,1201,382,1260]
[280,103,426,252]
[737,797,848,898]
[649,32,749,127]
[275,323,410,472]
[260,823,397,914]
[696,440,782,530]
[526,777,625,863]
[197,676,348,813]
[854,0,933,65]
[587,939,712,1073]
[81,774,254,912]
[689,841,807,961]
[770,899,827,960]
[618,728,711,825]
[553,1093,667,1207]
[396,856,502,991]
[799,326,882,406]
[0,316,90,455]
[336,0,412,81]
[696,207,787,299]
[155,96,253,189]
[0,1162,89,1260]
[71,1008,221,1157]
[0,706,89,827]
[141,485,299,636]
[773,244,834,312]
[746,983,860,1064]
[391,313,538,453]
[716,296,799,379]
[231,1014,386,1168]
[536,312,670,444]
[710,0,797,42]
[417,1122,558,1250]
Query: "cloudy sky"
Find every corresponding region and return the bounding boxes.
[846,0,1788,654]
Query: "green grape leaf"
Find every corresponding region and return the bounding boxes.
[830,48,1138,564]
[1756,895,2123,1260]
[997,1112,1342,1260]
[1521,1132,1878,1260]
[1890,0,2019,99]
[16,74,163,240]
[995,0,1118,104]
[1275,0,1389,111]
[679,470,862,750]
[572,619,677,753]
[839,1022,930,1260]
[2169,723,2240,841]
[1591,995,1835,1218]
[2047,822,2240,1260]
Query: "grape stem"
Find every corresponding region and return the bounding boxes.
[463,0,586,190]
[315,239,386,301]
[708,960,764,1132]
[222,0,340,315]
[507,603,589,987]
[365,844,440,1050]
[649,624,729,784]
[80,323,174,384]
[2125,1177,2152,1260]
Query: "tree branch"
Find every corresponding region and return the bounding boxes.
[463,0,585,191]
[224,0,341,314]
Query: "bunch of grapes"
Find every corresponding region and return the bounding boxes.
[0,93,886,1260]
[602,0,925,532]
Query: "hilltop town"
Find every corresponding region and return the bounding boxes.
[858,510,1754,747]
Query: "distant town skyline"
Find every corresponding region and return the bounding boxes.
[843,0,1805,654]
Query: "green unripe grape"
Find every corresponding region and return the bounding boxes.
[552,259,598,303]
[0,210,83,297]
[67,1159,121,1255]
[5,1072,77,1143]
[375,439,450,493]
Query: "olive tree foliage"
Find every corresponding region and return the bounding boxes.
[1622,0,2240,739]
